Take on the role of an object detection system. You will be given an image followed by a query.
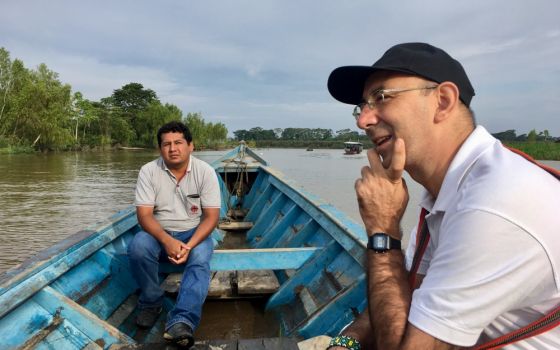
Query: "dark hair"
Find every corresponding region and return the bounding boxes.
[157,121,193,147]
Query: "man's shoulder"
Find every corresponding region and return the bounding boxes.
[457,141,560,223]
[469,142,556,186]
[190,156,215,173]
[139,158,164,176]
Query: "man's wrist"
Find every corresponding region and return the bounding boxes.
[367,227,401,239]
[160,232,174,244]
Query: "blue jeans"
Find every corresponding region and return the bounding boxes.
[128,227,214,331]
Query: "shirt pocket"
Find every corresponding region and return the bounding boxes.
[185,194,202,218]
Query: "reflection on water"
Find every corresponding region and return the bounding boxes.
[0,149,559,273]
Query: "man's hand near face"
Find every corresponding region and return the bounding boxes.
[355,138,409,238]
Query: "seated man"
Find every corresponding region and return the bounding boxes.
[128,121,220,348]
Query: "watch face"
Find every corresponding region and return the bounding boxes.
[373,235,388,249]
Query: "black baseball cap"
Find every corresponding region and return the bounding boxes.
[327,42,475,107]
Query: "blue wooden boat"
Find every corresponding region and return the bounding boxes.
[0,144,368,349]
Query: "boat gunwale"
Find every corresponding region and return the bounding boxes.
[0,207,137,318]
[256,164,367,257]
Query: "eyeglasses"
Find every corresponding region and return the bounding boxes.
[352,85,438,120]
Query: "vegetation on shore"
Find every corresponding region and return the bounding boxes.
[0,47,228,153]
[1,47,558,160]
[231,127,559,160]
[494,129,560,160]
[503,141,560,161]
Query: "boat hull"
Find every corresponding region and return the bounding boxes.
[0,145,367,348]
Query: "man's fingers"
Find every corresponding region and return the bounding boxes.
[387,138,406,181]
[366,148,383,171]
[168,254,187,265]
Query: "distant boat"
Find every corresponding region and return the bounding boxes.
[344,141,363,155]
[306,147,313,151]
[0,143,367,348]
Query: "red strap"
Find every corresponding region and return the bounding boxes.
[408,208,430,289]
[473,304,560,350]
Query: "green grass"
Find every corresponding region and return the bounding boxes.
[503,141,560,161]
[0,145,36,154]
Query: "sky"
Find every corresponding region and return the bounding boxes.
[1,0,559,136]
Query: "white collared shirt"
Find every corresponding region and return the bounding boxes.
[406,126,560,348]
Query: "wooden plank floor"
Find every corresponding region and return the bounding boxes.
[162,270,280,298]
[109,337,298,349]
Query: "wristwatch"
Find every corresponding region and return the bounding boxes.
[367,233,401,253]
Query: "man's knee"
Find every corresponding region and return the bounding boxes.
[128,231,160,261]
[187,238,213,266]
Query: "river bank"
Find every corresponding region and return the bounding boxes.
[3,140,560,160]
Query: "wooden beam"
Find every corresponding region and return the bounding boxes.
[237,270,280,295]
[218,221,254,230]
[160,247,322,274]
[211,247,321,271]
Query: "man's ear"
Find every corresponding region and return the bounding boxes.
[434,82,459,123]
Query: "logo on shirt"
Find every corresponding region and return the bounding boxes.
[190,205,199,214]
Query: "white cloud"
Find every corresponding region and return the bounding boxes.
[1,0,559,136]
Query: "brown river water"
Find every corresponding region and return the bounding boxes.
[0,149,558,273]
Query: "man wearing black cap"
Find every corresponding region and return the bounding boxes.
[326,43,560,349]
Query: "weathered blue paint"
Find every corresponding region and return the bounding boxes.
[244,181,273,225]
[0,209,138,319]
[0,144,369,347]
[241,169,266,206]
[266,241,342,310]
[247,191,288,244]
[211,247,321,271]
[255,201,301,249]
[160,247,321,273]
[275,215,316,248]
[297,275,367,338]
[33,286,134,346]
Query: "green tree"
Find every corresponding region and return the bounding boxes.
[136,101,182,147]
[111,83,159,143]
[5,62,73,150]
[207,122,228,144]
[0,50,28,143]
[184,112,228,149]
[492,130,517,141]
[527,129,537,142]
[185,112,207,147]
[233,129,249,141]
[0,48,14,131]
[112,82,158,112]
[72,92,101,145]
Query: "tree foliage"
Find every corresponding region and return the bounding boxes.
[0,47,228,151]
[492,129,556,142]
[185,112,228,149]
[233,127,365,142]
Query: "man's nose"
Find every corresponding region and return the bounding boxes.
[356,107,380,130]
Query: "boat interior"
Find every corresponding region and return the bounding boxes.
[0,145,367,349]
